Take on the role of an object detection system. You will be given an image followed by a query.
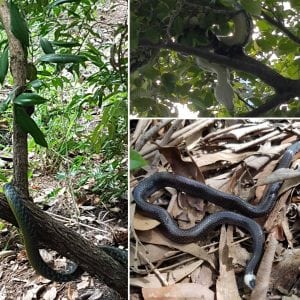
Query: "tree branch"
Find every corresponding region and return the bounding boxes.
[139,40,300,115]
[0,194,127,297]
[140,40,300,94]
[241,92,295,117]
[261,9,300,45]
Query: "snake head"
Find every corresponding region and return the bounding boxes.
[244,273,256,289]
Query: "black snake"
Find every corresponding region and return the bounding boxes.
[133,141,300,289]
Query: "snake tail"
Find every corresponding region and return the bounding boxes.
[101,245,128,267]
[3,183,83,282]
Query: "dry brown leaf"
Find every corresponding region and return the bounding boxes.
[264,191,291,232]
[174,193,205,230]
[23,285,43,300]
[256,168,300,187]
[157,145,203,181]
[270,248,300,293]
[254,159,278,203]
[134,211,160,231]
[42,287,57,300]
[169,119,214,147]
[142,283,214,300]
[218,165,253,200]
[280,174,300,195]
[131,260,204,288]
[205,171,232,190]
[194,151,253,169]
[131,244,178,267]
[245,154,270,171]
[247,143,292,175]
[281,215,294,247]
[282,295,300,300]
[76,277,90,290]
[67,284,79,300]
[270,224,285,241]
[222,122,272,140]
[137,229,215,268]
[224,130,281,152]
[229,243,251,269]
[216,226,241,300]
[190,265,214,287]
[132,119,152,145]
[251,232,278,300]
[203,122,242,141]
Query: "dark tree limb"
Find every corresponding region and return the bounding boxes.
[140,41,300,93]
[0,1,29,197]
[241,92,295,117]
[261,9,300,45]
[139,40,300,115]
[0,194,127,297]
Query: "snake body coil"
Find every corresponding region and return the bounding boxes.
[133,141,300,289]
[3,183,83,282]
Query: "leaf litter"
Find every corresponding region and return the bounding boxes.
[131,119,300,299]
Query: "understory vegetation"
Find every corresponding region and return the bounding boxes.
[0,0,128,203]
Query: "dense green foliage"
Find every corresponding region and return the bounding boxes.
[0,0,127,202]
[131,0,300,117]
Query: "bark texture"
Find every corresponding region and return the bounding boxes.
[0,194,127,297]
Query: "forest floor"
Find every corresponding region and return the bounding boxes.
[130,119,300,300]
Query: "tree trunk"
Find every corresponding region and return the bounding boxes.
[0,1,29,198]
[0,194,127,297]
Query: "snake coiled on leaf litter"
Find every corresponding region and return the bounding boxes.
[133,141,300,289]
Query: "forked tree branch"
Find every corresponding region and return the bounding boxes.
[139,40,300,115]
[261,9,300,45]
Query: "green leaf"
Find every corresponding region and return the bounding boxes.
[9,2,29,48]
[0,98,10,113]
[130,149,147,171]
[0,88,17,113]
[130,16,138,50]
[161,73,177,93]
[290,0,300,9]
[15,106,48,147]
[14,93,48,106]
[39,53,86,64]
[0,172,7,182]
[172,16,184,36]
[26,63,38,81]
[52,40,80,48]
[218,0,235,8]
[29,79,44,89]
[0,47,8,85]
[240,0,261,16]
[49,0,79,8]
[144,27,161,44]
[40,38,55,54]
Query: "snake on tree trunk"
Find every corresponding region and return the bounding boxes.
[3,183,128,281]
[3,183,84,282]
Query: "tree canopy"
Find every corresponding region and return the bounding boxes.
[130,0,300,117]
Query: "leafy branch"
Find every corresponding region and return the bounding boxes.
[139,40,300,116]
[261,8,300,45]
